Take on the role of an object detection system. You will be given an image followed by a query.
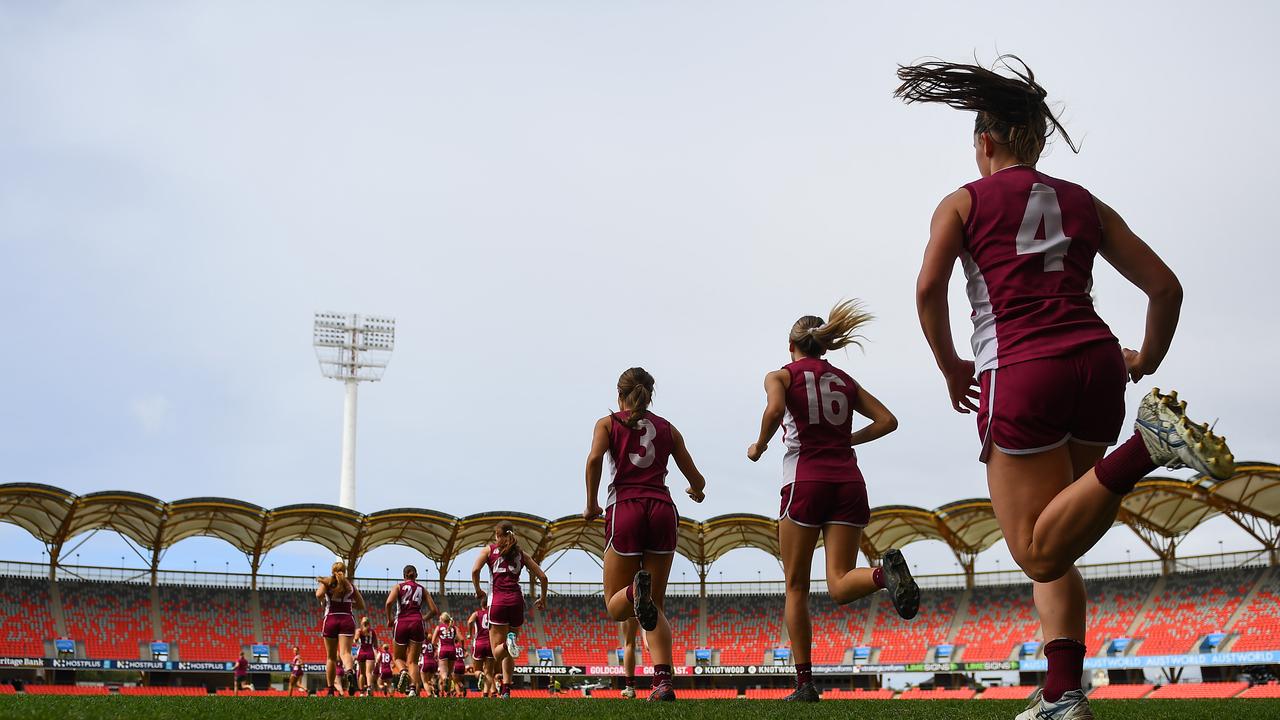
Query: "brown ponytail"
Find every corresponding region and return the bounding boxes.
[789,299,873,357]
[616,367,655,429]
[496,520,523,567]
[325,561,351,597]
[894,55,1077,164]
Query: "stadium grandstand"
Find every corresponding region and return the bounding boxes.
[0,462,1277,699]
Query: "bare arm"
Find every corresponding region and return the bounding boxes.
[424,589,439,620]
[471,549,488,602]
[583,417,611,520]
[1095,197,1183,382]
[384,584,399,628]
[917,189,979,413]
[315,579,328,603]
[524,553,549,610]
[848,385,898,446]
[669,425,705,503]
[747,370,789,461]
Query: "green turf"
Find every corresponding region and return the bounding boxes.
[2,697,1278,720]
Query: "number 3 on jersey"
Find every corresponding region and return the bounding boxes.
[1016,182,1072,272]
[628,419,656,469]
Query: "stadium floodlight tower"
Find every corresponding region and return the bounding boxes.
[313,312,396,511]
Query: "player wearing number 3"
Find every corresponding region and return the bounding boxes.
[584,367,708,702]
[748,301,918,702]
[897,56,1234,720]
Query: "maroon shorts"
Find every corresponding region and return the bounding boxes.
[423,659,438,674]
[453,659,465,674]
[780,481,869,527]
[472,641,493,660]
[439,648,457,663]
[394,616,425,645]
[356,647,375,661]
[977,341,1127,462]
[605,498,678,556]
[380,671,392,681]
[321,614,355,639]
[488,596,524,629]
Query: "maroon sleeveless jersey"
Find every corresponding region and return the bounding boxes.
[486,544,525,597]
[471,607,490,643]
[780,357,863,484]
[395,580,425,620]
[606,411,675,506]
[961,166,1116,374]
[324,584,355,617]
[436,624,457,652]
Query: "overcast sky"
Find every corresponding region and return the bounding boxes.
[2,1,1277,585]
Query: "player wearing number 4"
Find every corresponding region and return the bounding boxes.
[384,564,438,697]
[898,56,1234,720]
[584,368,708,702]
[748,302,918,703]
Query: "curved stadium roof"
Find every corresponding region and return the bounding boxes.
[1,462,1276,583]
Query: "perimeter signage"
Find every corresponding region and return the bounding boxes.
[513,665,585,676]
[1019,650,1280,672]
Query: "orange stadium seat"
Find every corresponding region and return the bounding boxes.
[677,688,736,699]
[745,688,793,699]
[1239,682,1280,699]
[24,685,110,695]
[898,687,976,700]
[978,685,1037,700]
[1147,681,1248,699]
[953,584,1037,662]
[0,577,57,657]
[706,593,786,665]
[1227,573,1280,652]
[1087,683,1153,699]
[119,686,207,696]
[1083,575,1152,652]
[824,688,894,700]
[1130,569,1258,656]
[60,580,152,660]
[160,586,254,662]
[258,588,327,663]
[0,684,16,695]
[871,588,960,664]
[536,594,621,666]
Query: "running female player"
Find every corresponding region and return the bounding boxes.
[287,646,304,696]
[432,612,459,692]
[377,643,393,696]
[419,637,439,696]
[315,560,366,696]
[896,56,1234,720]
[748,301,918,702]
[452,642,468,696]
[583,367,707,702]
[466,605,496,696]
[471,520,550,699]
[354,617,378,695]
[384,564,437,697]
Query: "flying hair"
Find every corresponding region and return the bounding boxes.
[893,55,1077,163]
[495,520,523,566]
[615,367,655,429]
[789,299,873,357]
[324,560,351,597]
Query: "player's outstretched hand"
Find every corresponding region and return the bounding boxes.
[535,596,546,611]
[942,358,980,414]
[583,502,603,521]
[747,442,766,462]
[686,486,704,503]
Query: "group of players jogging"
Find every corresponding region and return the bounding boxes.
[312,57,1235,719]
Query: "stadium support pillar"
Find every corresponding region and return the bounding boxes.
[954,553,976,590]
[435,558,450,598]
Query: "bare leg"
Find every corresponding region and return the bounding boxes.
[324,637,338,689]
[406,642,421,691]
[640,552,675,665]
[490,624,516,686]
[622,618,638,684]
[338,636,355,693]
[779,518,820,665]
[821,524,880,603]
[603,548,644,621]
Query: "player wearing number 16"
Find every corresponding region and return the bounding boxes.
[898,56,1234,720]
[584,367,708,702]
[748,301,917,702]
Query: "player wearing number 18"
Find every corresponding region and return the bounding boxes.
[898,56,1234,720]
[584,367,708,702]
[748,302,917,702]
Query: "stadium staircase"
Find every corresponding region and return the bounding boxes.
[48,579,67,639]
[942,587,972,651]
[1221,567,1273,652]
[1118,574,1165,656]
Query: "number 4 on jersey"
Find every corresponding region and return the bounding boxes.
[1016,182,1072,272]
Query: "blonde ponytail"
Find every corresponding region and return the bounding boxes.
[789,299,873,357]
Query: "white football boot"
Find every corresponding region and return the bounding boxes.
[1015,689,1094,720]
[1135,388,1234,480]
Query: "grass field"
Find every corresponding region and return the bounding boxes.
[3,697,1278,720]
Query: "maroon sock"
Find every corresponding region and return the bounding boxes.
[1043,639,1085,702]
[871,567,886,589]
[625,676,635,688]
[1094,434,1157,495]
[654,664,672,686]
[795,662,812,686]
